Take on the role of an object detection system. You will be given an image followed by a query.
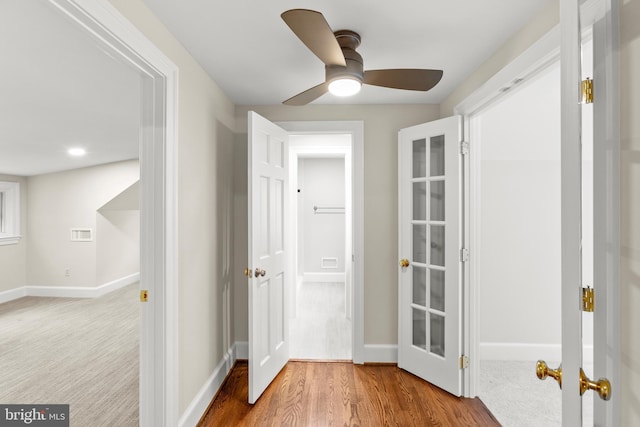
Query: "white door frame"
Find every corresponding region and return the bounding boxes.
[49,1,179,426]
[455,25,561,398]
[278,121,365,364]
[455,1,619,416]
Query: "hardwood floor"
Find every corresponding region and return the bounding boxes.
[199,361,499,427]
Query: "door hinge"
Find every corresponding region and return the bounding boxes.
[460,248,469,263]
[140,290,149,302]
[460,355,469,369]
[581,78,593,104]
[582,286,594,312]
[460,141,470,155]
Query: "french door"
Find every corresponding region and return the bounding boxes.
[397,116,462,396]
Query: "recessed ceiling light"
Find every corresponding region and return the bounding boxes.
[68,148,86,157]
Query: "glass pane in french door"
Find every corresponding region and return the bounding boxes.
[411,135,447,356]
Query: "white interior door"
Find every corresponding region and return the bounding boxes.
[556,0,618,424]
[247,111,290,404]
[588,0,620,424]
[398,116,462,396]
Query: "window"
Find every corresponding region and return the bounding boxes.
[0,181,21,245]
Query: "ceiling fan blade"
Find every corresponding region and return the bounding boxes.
[283,82,329,106]
[281,9,346,67]
[363,69,443,91]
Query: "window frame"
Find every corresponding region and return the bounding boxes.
[0,181,21,245]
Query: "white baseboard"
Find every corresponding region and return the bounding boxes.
[0,273,140,302]
[480,342,594,364]
[302,272,345,283]
[178,344,238,427]
[480,342,561,362]
[235,341,248,359]
[95,272,140,297]
[0,286,26,304]
[362,344,397,363]
[235,341,390,364]
[178,342,245,427]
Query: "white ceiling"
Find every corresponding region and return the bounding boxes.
[0,0,140,177]
[142,0,551,105]
[1,0,551,176]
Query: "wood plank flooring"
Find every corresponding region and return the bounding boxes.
[199,361,499,427]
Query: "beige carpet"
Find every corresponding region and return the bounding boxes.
[479,360,594,426]
[0,284,139,427]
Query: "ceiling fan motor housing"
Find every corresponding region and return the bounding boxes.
[326,30,364,84]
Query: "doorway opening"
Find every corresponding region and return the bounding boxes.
[289,134,353,360]
[467,51,594,425]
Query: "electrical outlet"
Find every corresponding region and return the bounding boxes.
[64,268,71,277]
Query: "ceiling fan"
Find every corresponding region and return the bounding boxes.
[281,9,443,106]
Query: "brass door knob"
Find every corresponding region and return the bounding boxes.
[255,268,266,277]
[536,360,562,388]
[244,267,253,278]
[399,258,410,268]
[580,368,611,401]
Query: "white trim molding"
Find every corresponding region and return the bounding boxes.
[0,287,27,305]
[0,181,21,246]
[178,344,239,427]
[0,273,140,302]
[455,25,562,399]
[479,342,594,365]
[47,1,180,426]
[278,120,365,365]
[302,272,345,283]
[362,344,398,364]
[235,341,249,360]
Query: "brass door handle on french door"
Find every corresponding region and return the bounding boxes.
[399,258,410,268]
[536,360,611,401]
[536,360,562,388]
[580,368,611,401]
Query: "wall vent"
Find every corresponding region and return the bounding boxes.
[70,228,93,242]
[321,257,338,269]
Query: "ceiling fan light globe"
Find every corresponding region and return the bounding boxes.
[328,78,361,97]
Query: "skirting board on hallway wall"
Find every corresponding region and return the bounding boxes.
[233,341,395,364]
[302,272,345,283]
[362,344,398,364]
[0,287,27,304]
[0,272,140,303]
[178,343,241,427]
[479,342,594,364]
